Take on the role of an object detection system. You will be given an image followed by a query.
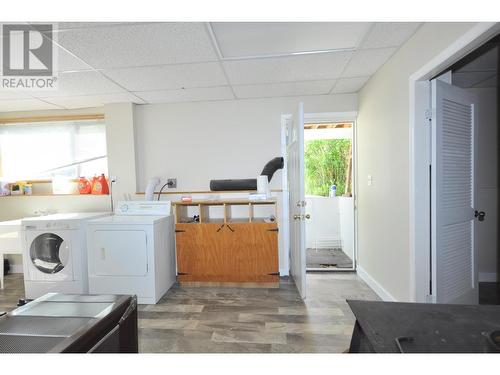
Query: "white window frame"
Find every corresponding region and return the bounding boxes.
[0,116,107,182]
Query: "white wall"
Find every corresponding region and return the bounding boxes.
[356,23,478,301]
[105,103,138,202]
[134,94,357,274]
[1,94,357,273]
[466,87,498,281]
[339,197,354,262]
[134,94,357,192]
[305,196,341,249]
[305,195,354,263]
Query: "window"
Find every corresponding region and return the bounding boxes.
[304,122,353,197]
[0,118,107,181]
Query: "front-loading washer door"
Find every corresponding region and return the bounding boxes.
[26,231,74,281]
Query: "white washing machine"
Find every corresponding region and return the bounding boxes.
[22,212,110,299]
[86,201,176,304]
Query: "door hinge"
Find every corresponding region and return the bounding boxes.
[267,272,280,276]
[267,228,279,232]
[175,229,186,233]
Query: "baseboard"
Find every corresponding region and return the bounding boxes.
[8,264,23,274]
[479,272,499,282]
[356,265,396,302]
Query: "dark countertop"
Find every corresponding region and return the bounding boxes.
[348,300,500,353]
[0,293,134,353]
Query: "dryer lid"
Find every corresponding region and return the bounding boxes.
[87,214,169,225]
[22,212,110,229]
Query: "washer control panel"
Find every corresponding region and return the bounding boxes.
[115,201,171,216]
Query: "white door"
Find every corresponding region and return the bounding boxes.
[287,102,307,298]
[91,230,148,276]
[25,230,74,281]
[431,79,478,304]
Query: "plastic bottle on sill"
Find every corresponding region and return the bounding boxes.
[91,174,109,195]
[78,177,92,194]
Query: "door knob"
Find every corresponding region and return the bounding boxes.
[475,210,486,222]
[293,214,301,220]
[304,214,311,220]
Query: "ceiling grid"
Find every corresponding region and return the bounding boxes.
[0,22,423,111]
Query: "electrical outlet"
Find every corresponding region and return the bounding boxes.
[167,178,177,189]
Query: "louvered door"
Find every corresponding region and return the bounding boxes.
[431,79,478,304]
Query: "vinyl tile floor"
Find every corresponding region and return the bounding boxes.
[0,272,379,353]
[306,248,353,269]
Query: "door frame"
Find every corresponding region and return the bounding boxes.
[409,22,500,302]
[281,111,358,275]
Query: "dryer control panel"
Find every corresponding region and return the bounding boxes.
[115,201,171,216]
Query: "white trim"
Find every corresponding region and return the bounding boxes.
[305,111,358,124]
[479,273,499,282]
[409,22,500,302]
[281,111,359,275]
[357,266,396,302]
[280,114,291,276]
[305,111,358,271]
[9,264,23,274]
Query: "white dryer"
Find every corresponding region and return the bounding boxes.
[86,201,175,304]
[22,212,110,299]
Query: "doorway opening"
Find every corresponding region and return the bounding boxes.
[411,28,500,305]
[303,121,356,272]
[446,37,499,305]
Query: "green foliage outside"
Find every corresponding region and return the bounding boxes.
[304,138,351,197]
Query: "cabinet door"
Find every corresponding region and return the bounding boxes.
[176,223,226,281]
[225,223,279,282]
[175,224,201,280]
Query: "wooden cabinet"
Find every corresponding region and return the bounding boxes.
[225,223,279,282]
[174,199,279,285]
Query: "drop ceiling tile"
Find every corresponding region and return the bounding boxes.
[0,98,61,112]
[56,46,94,72]
[452,71,496,88]
[360,23,421,49]
[456,46,498,73]
[331,76,370,94]
[134,86,233,104]
[31,71,126,98]
[42,92,145,109]
[233,80,336,99]
[103,62,227,92]
[57,23,217,69]
[223,52,351,85]
[342,48,396,77]
[55,22,132,30]
[212,22,372,58]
